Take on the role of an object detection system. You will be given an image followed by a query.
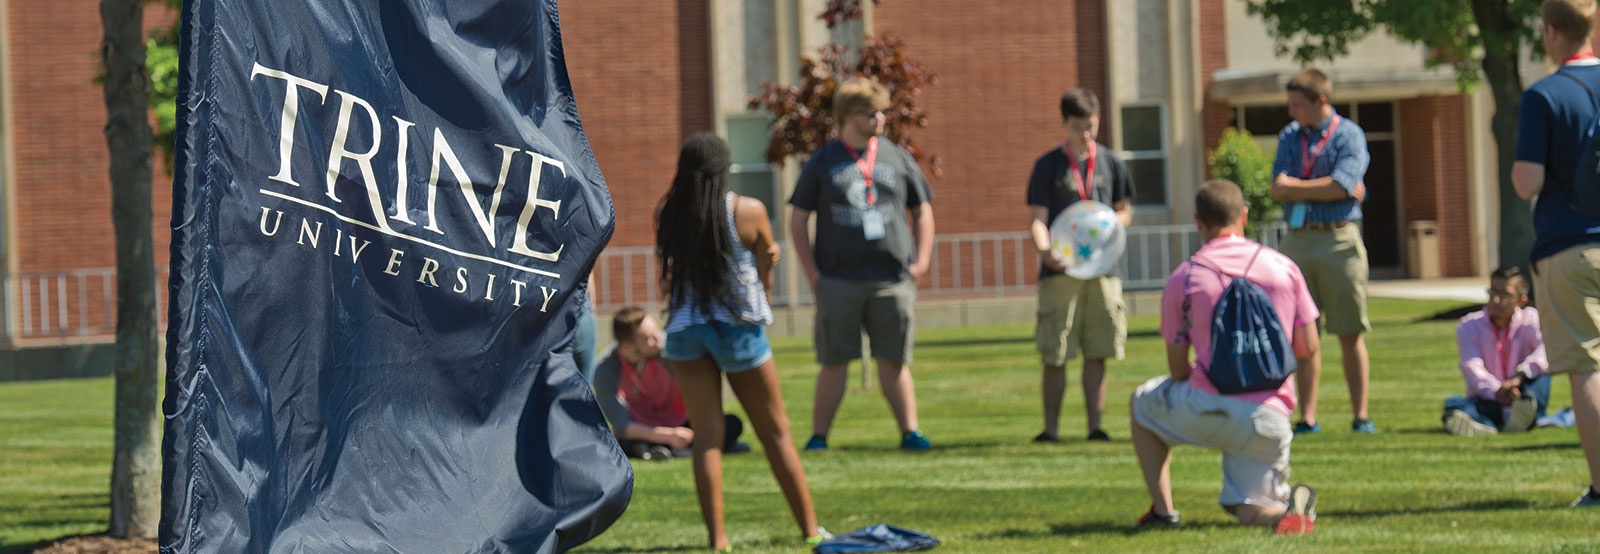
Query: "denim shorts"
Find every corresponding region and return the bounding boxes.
[664,322,774,373]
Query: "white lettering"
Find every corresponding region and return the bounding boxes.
[538,286,558,313]
[384,249,405,276]
[250,63,329,188]
[511,279,527,307]
[417,258,441,287]
[296,219,323,248]
[484,273,497,300]
[348,236,371,262]
[454,268,469,294]
[423,128,469,235]
[258,207,284,236]
[322,90,394,233]
[508,152,566,261]
[389,116,418,224]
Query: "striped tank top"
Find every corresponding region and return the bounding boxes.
[664,192,774,332]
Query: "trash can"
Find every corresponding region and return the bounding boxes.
[1406,220,1440,279]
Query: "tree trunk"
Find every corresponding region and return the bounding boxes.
[1472,0,1534,274]
[102,0,160,539]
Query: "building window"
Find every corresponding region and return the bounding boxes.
[1120,103,1167,207]
[724,112,779,228]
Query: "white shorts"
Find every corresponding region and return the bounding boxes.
[1131,376,1293,508]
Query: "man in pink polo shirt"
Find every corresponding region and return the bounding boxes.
[1129,179,1320,534]
[1442,267,1549,436]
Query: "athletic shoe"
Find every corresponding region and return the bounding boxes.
[1275,484,1317,535]
[1351,418,1376,434]
[1443,410,1498,437]
[803,435,828,451]
[641,445,673,461]
[803,526,833,545]
[1292,421,1320,434]
[1504,395,1538,433]
[1573,487,1600,508]
[1032,431,1060,443]
[726,441,752,454]
[1087,429,1111,441]
[1131,507,1180,530]
[900,430,932,450]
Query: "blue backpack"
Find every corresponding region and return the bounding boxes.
[1557,71,1600,218]
[1179,247,1296,395]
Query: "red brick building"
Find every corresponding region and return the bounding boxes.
[0,0,1529,358]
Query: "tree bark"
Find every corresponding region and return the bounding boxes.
[102,0,160,539]
[1472,0,1534,274]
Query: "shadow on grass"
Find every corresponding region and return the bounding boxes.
[578,546,703,553]
[1414,303,1481,323]
[1503,441,1581,452]
[971,519,1237,541]
[914,336,1032,349]
[1324,498,1543,519]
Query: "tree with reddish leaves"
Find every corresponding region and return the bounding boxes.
[748,1,940,176]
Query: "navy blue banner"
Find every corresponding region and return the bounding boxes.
[159,1,630,552]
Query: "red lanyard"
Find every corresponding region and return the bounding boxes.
[1494,326,1510,375]
[1300,115,1341,179]
[1564,52,1598,66]
[842,137,879,204]
[1060,141,1097,201]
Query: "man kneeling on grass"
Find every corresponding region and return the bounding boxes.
[1129,179,1318,533]
[1442,267,1550,436]
[593,306,749,460]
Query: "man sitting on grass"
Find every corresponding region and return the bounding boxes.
[592,306,748,460]
[1129,179,1319,533]
[1442,267,1549,436]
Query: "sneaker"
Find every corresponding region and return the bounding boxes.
[1351,418,1376,434]
[1086,429,1111,441]
[641,445,673,462]
[1443,410,1498,437]
[803,435,828,451]
[803,526,833,545]
[1275,484,1317,535]
[1504,395,1538,433]
[1292,421,1320,434]
[1573,487,1600,508]
[1032,431,1060,443]
[1131,507,1180,530]
[726,441,752,454]
[900,430,932,451]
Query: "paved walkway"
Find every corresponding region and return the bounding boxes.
[1368,277,1486,303]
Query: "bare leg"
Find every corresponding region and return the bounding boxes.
[673,357,729,550]
[1572,372,1600,492]
[1083,358,1108,433]
[1296,351,1321,426]
[875,358,919,433]
[1339,333,1370,420]
[1042,364,1066,437]
[727,359,819,538]
[811,363,849,436]
[1131,412,1174,515]
[1228,504,1288,526]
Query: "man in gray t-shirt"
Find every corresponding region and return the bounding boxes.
[788,78,936,452]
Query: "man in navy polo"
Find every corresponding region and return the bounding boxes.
[1269,67,1374,435]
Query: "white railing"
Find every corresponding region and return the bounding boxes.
[588,222,1288,313]
[0,223,1286,343]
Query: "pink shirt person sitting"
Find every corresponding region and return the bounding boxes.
[1129,179,1320,535]
[1442,268,1549,436]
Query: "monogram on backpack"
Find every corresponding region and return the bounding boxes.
[1177,246,1297,395]
[1557,71,1600,218]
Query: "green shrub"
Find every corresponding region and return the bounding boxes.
[1206,128,1279,237]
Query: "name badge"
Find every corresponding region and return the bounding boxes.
[1288,203,1307,229]
[862,208,886,240]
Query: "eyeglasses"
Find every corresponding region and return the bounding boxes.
[1487,288,1522,301]
[855,109,884,118]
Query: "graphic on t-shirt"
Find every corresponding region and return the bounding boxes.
[827,162,899,227]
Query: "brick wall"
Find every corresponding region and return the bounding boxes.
[1397,95,1474,277]
[1199,0,1231,153]
[559,0,712,250]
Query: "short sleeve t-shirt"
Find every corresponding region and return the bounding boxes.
[1025,142,1134,278]
[1515,63,1600,264]
[790,138,934,282]
[1159,236,1320,416]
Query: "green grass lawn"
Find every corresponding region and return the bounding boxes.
[5,298,1599,553]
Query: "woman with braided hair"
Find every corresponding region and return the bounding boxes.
[656,133,825,550]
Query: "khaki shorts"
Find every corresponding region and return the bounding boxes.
[1534,245,1600,374]
[1280,223,1370,335]
[1035,275,1126,366]
[1132,376,1293,509]
[813,277,915,366]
